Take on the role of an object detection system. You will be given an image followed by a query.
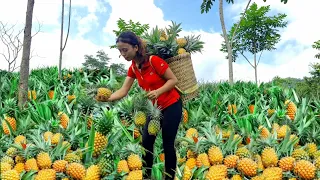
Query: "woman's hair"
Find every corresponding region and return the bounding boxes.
[116,31,148,61]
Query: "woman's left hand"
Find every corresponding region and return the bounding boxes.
[147,90,160,100]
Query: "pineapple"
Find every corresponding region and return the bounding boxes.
[64,153,81,163]
[231,174,243,180]
[254,154,264,171]
[285,100,297,120]
[186,128,198,139]
[271,123,280,134]
[224,155,239,168]
[51,133,63,145]
[182,166,192,180]
[278,156,295,171]
[6,147,17,157]
[58,112,69,129]
[48,90,54,99]
[43,131,53,142]
[134,128,141,139]
[267,109,275,117]
[134,111,146,126]
[292,148,309,161]
[126,170,143,180]
[52,160,68,172]
[185,158,197,169]
[315,157,320,170]
[228,104,237,114]
[97,152,114,176]
[1,156,14,168]
[1,169,19,180]
[208,146,223,165]
[159,153,165,162]
[146,100,162,136]
[84,165,100,180]
[178,48,187,54]
[15,155,25,163]
[182,108,188,124]
[237,158,258,177]
[14,135,27,145]
[117,160,129,173]
[196,153,210,167]
[127,154,143,170]
[120,143,143,171]
[277,125,290,139]
[258,126,270,139]
[261,147,278,168]
[184,34,204,54]
[37,152,52,169]
[14,163,25,174]
[66,163,86,180]
[67,94,76,103]
[293,160,315,179]
[248,104,255,114]
[1,162,12,174]
[305,142,317,157]
[205,165,228,179]
[160,28,168,40]
[2,116,17,134]
[261,167,283,180]
[92,132,108,157]
[35,169,56,180]
[176,38,187,48]
[96,87,112,102]
[236,147,251,158]
[25,158,39,172]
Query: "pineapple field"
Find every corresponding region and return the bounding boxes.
[0,66,320,180]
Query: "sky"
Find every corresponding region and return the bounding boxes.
[0,0,319,83]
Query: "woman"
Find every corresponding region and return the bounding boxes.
[107,31,182,179]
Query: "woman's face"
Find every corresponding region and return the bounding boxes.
[117,41,138,61]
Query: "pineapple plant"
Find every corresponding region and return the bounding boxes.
[145,100,162,136]
[119,143,144,172]
[285,100,297,120]
[58,111,69,129]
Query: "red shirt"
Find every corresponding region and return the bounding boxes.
[127,55,180,110]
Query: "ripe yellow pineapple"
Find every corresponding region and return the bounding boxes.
[58,112,69,129]
[93,132,108,157]
[267,109,275,117]
[196,153,210,167]
[134,128,140,139]
[285,100,297,120]
[1,156,14,168]
[237,158,258,177]
[66,163,86,180]
[271,123,280,134]
[236,147,251,158]
[205,164,228,179]
[182,108,188,124]
[277,125,290,139]
[37,152,52,169]
[126,170,143,180]
[84,165,100,180]
[186,128,198,139]
[293,160,315,180]
[67,94,76,103]
[25,158,39,172]
[254,154,264,171]
[52,160,68,172]
[278,156,295,171]
[182,166,192,180]
[258,126,270,139]
[43,131,53,142]
[224,155,239,168]
[28,90,37,100]
[134,111,146,126]
[35,169,56,180]
[14,163,25,174]
[127,154,142,170]
[1,169,19,180]
[6,147,17,157]
[208,146,223,165]
[315,157,320,170]
[15,155,25,163]
[305,142,317,157]
[2,116,17,134]
[14,135,27,145]
[96,87,112,102]
[176,38,187,48]
[51,133,63,145]
[292,148,309,161]
[261,147,278,168]
[261,167,283,180]
[1,162,12,174]
[117,160,129,173]
[64,153,81,163]
[178,48,187,54]
[231,174,243,180]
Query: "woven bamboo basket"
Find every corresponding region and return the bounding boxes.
[165,53,199,105]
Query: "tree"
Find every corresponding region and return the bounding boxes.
[221,3,287,84]
[312,40,320,59]
[18,0,34,109]
[82,50,110,70]
[110,18,149,49]
[58,0,72,79]
[200,0,289,84]
[0,21,40,72]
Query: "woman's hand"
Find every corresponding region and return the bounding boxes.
[146,90,160,100]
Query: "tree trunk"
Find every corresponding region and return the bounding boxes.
[18,0,34,109]
[219,0,233,84]
[254,49,258,84]
[59,0,65,79]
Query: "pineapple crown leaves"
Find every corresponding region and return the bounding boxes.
[119,142,145,159]
[96,108,116,135]
[184,34,205,54]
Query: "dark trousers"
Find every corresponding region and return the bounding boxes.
[142,99,182,180]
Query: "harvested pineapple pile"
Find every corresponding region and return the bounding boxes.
[1,65,320,180]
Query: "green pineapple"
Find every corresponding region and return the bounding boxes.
[97,152,114,176]
[146,101,162,136]
[3,98,17,118]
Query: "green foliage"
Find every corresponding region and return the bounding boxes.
[263,0,289,4]
[312,40,320,59]
[82,50,110,70]
[220,2,288,61]
[110,18,150,49]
